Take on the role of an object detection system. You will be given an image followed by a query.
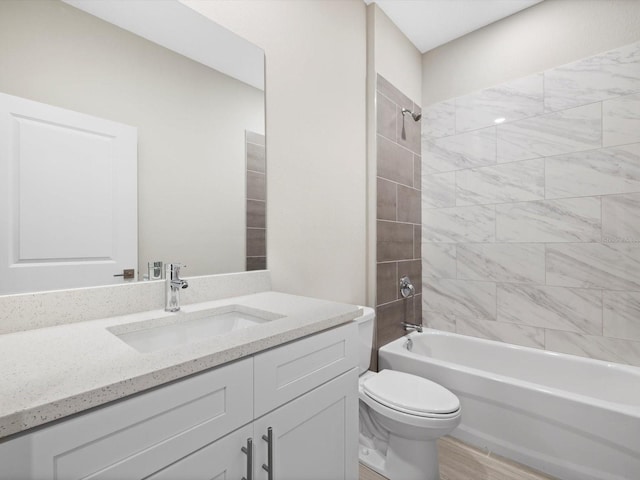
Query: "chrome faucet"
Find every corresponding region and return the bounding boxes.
[165,263,188,312]
[402,321,423,333]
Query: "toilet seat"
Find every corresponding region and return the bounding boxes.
[362,370,460,418]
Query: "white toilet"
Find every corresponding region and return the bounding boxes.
[356,307,461,480]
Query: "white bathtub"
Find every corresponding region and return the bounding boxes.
[378,329,640,480]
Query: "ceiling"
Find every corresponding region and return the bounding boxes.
[365,0,543,53]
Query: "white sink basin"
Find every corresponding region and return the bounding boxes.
[108,305,283,353]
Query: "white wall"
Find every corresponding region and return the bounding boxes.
[371,4,422,106]
[0,0,264,279]
[183,0,368,305]
[422,0,640,106]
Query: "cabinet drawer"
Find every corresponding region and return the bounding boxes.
[30,357,253,480]
[254,322,357,417]
[96,425,253,480]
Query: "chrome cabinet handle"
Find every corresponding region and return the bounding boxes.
[241,437,253,480]
[261,427,273,480]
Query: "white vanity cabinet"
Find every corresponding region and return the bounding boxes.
[0,322,358,480]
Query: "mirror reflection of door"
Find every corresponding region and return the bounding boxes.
[0,93,137,294]
[0,0,266,294]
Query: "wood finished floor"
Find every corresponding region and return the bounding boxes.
[359,436,557,480]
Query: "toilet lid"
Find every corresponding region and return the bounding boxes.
[362,370,460,416]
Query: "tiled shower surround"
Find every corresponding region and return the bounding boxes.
[421,41,640,366]
[376,75,422,352]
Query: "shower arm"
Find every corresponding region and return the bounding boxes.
[401,108,421,122]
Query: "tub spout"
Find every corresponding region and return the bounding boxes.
[402,321,423,333]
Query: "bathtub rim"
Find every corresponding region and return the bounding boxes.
[378,328,640,419]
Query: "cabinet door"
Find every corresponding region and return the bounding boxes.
[144,424,253,480]
[253,368,359,480]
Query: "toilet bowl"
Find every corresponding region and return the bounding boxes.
[356,308,461,480]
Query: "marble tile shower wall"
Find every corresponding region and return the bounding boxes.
[421,41,640,366]
[376,75,422,352]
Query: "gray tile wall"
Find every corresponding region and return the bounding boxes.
[421,41,640,366]
[376,74,422,353]
[246,131,266,271]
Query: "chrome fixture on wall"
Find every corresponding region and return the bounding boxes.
[401,108,422,122]
[402,321,423,333]
[399,275,415,298]
[400,275,421,332]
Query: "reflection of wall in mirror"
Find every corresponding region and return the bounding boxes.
[0,0,265,287]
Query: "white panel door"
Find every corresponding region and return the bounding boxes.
[0,92,137,294]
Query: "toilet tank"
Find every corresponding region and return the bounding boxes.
[355,306,375,375]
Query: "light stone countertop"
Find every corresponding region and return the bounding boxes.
[0,291,361,440]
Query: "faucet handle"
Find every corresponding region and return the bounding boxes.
[399,275,415,298]
[166,263,187,278]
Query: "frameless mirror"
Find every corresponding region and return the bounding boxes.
[0,0,266,295]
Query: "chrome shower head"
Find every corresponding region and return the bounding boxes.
[401,108,421,122]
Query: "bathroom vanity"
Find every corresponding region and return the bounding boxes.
[0,289,361,480]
